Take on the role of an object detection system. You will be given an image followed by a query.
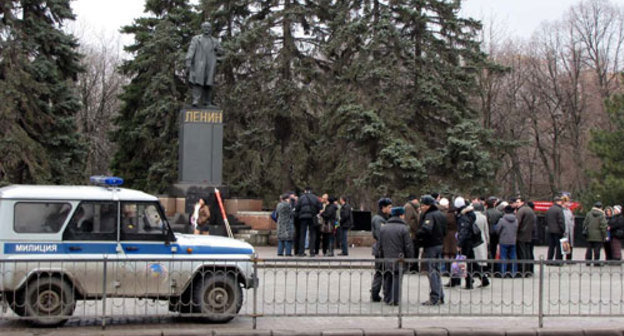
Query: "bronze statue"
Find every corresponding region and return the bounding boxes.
[186,22,224,107]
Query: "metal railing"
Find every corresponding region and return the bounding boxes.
[1,257,623,328]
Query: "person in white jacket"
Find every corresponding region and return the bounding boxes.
[472,202,490,287]
[562,196,575,260]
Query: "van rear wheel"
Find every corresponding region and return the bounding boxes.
[23,276,75,327]
[193,272,242,322]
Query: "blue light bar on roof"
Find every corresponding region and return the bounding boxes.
[90,175,124,187]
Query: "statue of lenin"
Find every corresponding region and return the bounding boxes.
[186,22,224,107]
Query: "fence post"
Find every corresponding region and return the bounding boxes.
[538,256,544,328]
[397,257,404,329]
[252,254,258,330]
[101,256,108,330]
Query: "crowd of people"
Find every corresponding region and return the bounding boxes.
[272,187,354,257]
[270,188,624,306]
[370,193,624,306]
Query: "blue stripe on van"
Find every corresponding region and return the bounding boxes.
[4,242,253,255]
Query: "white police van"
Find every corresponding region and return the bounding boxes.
[0,177,257,326]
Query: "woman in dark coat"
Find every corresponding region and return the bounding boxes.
[608,206,624,260]
[321,197,338,257]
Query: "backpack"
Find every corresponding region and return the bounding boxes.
[472,222,484,246]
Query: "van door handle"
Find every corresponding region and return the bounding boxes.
[125,246,139,252]
[68,246,82,252]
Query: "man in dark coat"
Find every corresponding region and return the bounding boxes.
[515,197,536,275]
[378,207,414,305]
[545,196,566,263]
[338,196,353,256]
[295,187,322,256]
[185,22,224,106]
[485,197,503,273]
[403,196,421,272]
[418,195,447,305]
[370,197,393,302]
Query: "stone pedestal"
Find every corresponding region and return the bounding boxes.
[172,106,228,236]
[178,106,223,185]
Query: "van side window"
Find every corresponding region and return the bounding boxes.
[121,202,166,241]
[14,202,72,233]
[63,202,117,240]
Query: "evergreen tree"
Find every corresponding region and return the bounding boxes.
[587,92,624,206]
[316,0,495,201]
[0,0,86,185]
[110,0,195,193]
[200,0,329,198]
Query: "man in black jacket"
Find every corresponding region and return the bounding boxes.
[378,207,414,305]
[295,187,322,257]
[418,195,447,305]
[516,197,536,275]
[545,196,565,263]
[338,196,353,256]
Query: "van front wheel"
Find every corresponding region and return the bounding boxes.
[193,272,242,322]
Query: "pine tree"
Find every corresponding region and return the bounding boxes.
[316,0,496,200]
[0,0,86,185]
[199,0,329,198]
[110,0,195,193]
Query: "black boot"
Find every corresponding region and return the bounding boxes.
[479,276,490,288]
[444,277,461,288]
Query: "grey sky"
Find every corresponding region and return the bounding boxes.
[71,0,624,47]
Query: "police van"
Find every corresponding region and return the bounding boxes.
[0,177,257,326]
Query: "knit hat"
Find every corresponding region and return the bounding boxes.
[439,198,450,208]
[391,207,405,217]
[614,205,622,214]
[594,201,603,209]
[454,196,466,209]
[421,195,436,206]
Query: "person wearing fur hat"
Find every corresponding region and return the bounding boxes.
[418,195,447,305]
[378,206,414,305]
[583,202,608,266]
